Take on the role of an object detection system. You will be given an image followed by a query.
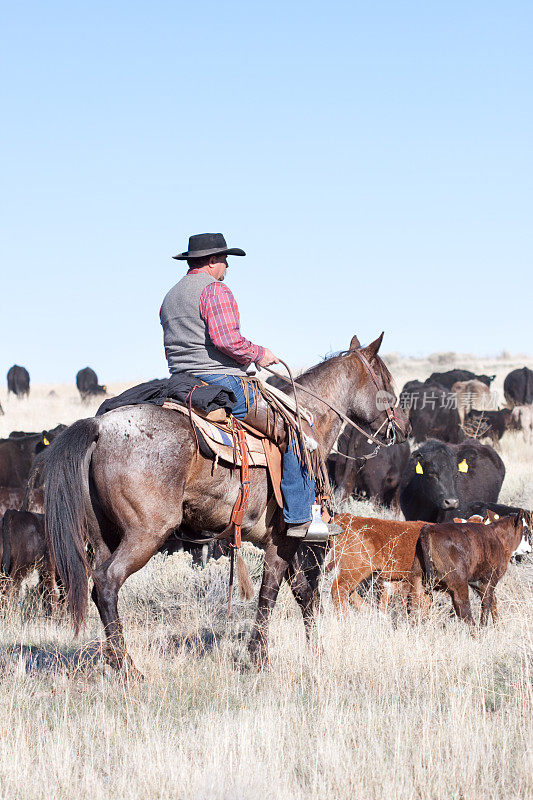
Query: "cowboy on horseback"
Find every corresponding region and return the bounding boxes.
[160,232,329,538]
[44,253,406,672]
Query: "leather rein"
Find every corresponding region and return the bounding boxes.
[263,349,399,463]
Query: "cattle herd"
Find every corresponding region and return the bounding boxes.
[327,365,533,623]
[1,364,108,407]
[0,364,107,603]
[0,361,532,631]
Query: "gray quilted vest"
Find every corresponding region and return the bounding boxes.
[160,272,248,376]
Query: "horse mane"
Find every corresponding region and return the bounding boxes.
[297,346,393,391]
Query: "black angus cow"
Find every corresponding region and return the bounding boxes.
[76,367,107,402]
[7,365,30,398]
[463,500,531,534]
[329,425,410,507]
[401,380,462,438]
[400,380,443,412]
[0,487,44,516]
[0,426,66,488]
[402,379,439,396]
[464,408,514,445]
[426,369,495,391]
[0,510,61,613]
[161,529,224,566]
[504,367,533,407]
[400,438,505,523]
[407,384,464,443]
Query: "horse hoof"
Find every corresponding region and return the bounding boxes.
[104,647,144,681]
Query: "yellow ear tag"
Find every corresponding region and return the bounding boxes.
[415,462,423,475]
[484,518,491,525]
[43,436,50,446]
[458,459,468,473]
[494,513,499,520]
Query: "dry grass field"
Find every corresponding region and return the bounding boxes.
[0,354,532,800]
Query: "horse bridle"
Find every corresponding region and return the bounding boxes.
[263,349,399,463]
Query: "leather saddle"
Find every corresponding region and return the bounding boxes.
[162,400,283,507]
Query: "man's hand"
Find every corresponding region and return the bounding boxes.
[257,348,280,368]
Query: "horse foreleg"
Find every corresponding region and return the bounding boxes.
[248,538,299,668]
[287,545,324,642]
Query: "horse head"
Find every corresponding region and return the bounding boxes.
[345,332,410,444]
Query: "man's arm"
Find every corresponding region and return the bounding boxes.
[200,282,277,367]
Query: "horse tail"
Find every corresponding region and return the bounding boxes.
[237,553,254,600]
[45,418,99,633]
[418,525,435,591]
[1,510,13,577]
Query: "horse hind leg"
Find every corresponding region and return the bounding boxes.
[92,525,176,678]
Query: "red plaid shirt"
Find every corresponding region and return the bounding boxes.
[188,268,265,367]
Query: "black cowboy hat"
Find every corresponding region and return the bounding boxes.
[173,233,246,260]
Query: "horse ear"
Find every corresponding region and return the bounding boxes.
[349,335,361,351]
[362,332,384,360]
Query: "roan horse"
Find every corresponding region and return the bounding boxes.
[44,333,408,675]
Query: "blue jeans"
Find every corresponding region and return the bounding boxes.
[196,374,315,523]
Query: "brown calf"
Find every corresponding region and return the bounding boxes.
[411,513,527,626]
[0,510,59,613]
[327,514,426,611]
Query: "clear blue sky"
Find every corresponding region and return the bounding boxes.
[1,0,531,383]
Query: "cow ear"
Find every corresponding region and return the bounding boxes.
[349,335,361,351]
[361,332,384,360]
[458,445,478,470]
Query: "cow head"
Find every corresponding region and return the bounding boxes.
[411,441,459,512]
[35,424,68,454]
